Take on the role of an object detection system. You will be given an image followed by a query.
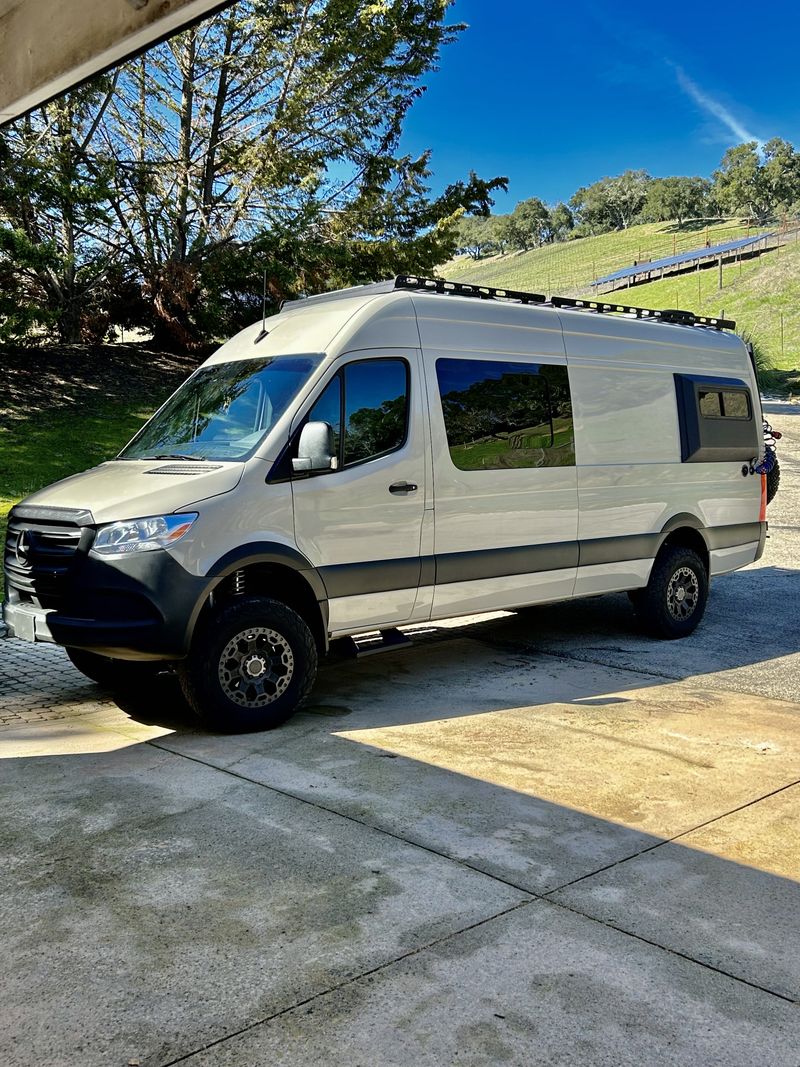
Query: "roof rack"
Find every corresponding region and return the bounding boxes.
[550,295,735,330]
[394,275,736,331]
[394,274,546,306]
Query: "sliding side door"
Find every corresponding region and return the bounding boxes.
[419,306,578,617]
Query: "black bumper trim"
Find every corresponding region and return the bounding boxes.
[41,551,207,659]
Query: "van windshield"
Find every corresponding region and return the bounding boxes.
[119,355,321,462]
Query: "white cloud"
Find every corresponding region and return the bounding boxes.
[673,65,762,148]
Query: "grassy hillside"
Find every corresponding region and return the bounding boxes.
[445,220,760,294]
[442,219,798,373]
[0,345,199,595]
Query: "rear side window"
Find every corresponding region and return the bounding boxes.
[307,358,408,468]
[435,358,575,470]
[675,374,758,463]
[699,390,751,420]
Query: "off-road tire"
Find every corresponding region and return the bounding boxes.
[66,648,165,689]
[766,457,780,505]
[630,545,708,640]
[178,596,318,733]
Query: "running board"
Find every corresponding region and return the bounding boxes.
[331,628,413,659]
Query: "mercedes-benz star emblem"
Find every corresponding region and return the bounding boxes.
[15,530,31,567]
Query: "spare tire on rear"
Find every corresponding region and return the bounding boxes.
[766,456,780,505]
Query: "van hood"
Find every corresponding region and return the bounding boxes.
[20,460,244,525]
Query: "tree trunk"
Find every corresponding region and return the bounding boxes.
[56,299,82,344]
[147,262,202,352]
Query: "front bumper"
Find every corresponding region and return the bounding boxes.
[4,548,209,661]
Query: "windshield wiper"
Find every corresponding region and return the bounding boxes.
[137,453,208,461]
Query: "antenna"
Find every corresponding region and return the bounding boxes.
[254,269,269,343]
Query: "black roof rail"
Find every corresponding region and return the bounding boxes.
[550,295,735,331]
[393,275,736,331]
[394,274,547,306]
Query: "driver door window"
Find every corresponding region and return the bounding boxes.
[307,359,408,470]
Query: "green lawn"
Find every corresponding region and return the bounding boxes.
[0,403,156,597]
[0,343,198,598]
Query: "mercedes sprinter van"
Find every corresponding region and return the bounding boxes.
[3,276,767,731]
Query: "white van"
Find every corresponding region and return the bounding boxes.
[3,276,767,731]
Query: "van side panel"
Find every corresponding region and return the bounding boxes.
[561,314,763,595]
[414,297,580,616]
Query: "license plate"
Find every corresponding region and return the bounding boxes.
[13,610,37,642]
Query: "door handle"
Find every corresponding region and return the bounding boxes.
[388,481,418,495]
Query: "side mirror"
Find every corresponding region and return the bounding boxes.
[292,421,337,473]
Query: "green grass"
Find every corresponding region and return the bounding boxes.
[0,404,154,502]
[0,402,156,597]
[0,343,198,598]
[444,219,759,294]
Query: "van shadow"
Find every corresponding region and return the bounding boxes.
[472,563,800,686]
[17,559,798,737]
[124,600,800,1006]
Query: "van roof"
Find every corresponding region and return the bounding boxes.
[284,274,737,332]
[206,274,745,369]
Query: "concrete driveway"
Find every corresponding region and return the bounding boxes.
[1,404,799,1066]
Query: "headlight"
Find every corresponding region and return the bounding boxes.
[91,513,198,556]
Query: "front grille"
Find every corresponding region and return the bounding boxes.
[4,507,92,609]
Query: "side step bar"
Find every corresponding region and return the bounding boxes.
[330,628,413,659]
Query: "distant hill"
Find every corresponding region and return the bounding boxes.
[440,219,798,375]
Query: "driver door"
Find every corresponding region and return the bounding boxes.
[291,351,428,634]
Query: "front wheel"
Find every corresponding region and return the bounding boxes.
[178,596,318,733]
[630,545,709,639]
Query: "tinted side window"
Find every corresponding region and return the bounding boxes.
[674,373,757,463]
[699,391,722,418]
[307,359,408,469]
[699,389,751,420]
[436,359,575,470]
[343,360,408,465]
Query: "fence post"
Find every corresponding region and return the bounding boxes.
[718,256,723,290]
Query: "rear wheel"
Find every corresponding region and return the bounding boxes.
[630,544,708,639]
[66,648,165,689]
[178,596,318,733]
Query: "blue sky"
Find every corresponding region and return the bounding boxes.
[400,0,800,211]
